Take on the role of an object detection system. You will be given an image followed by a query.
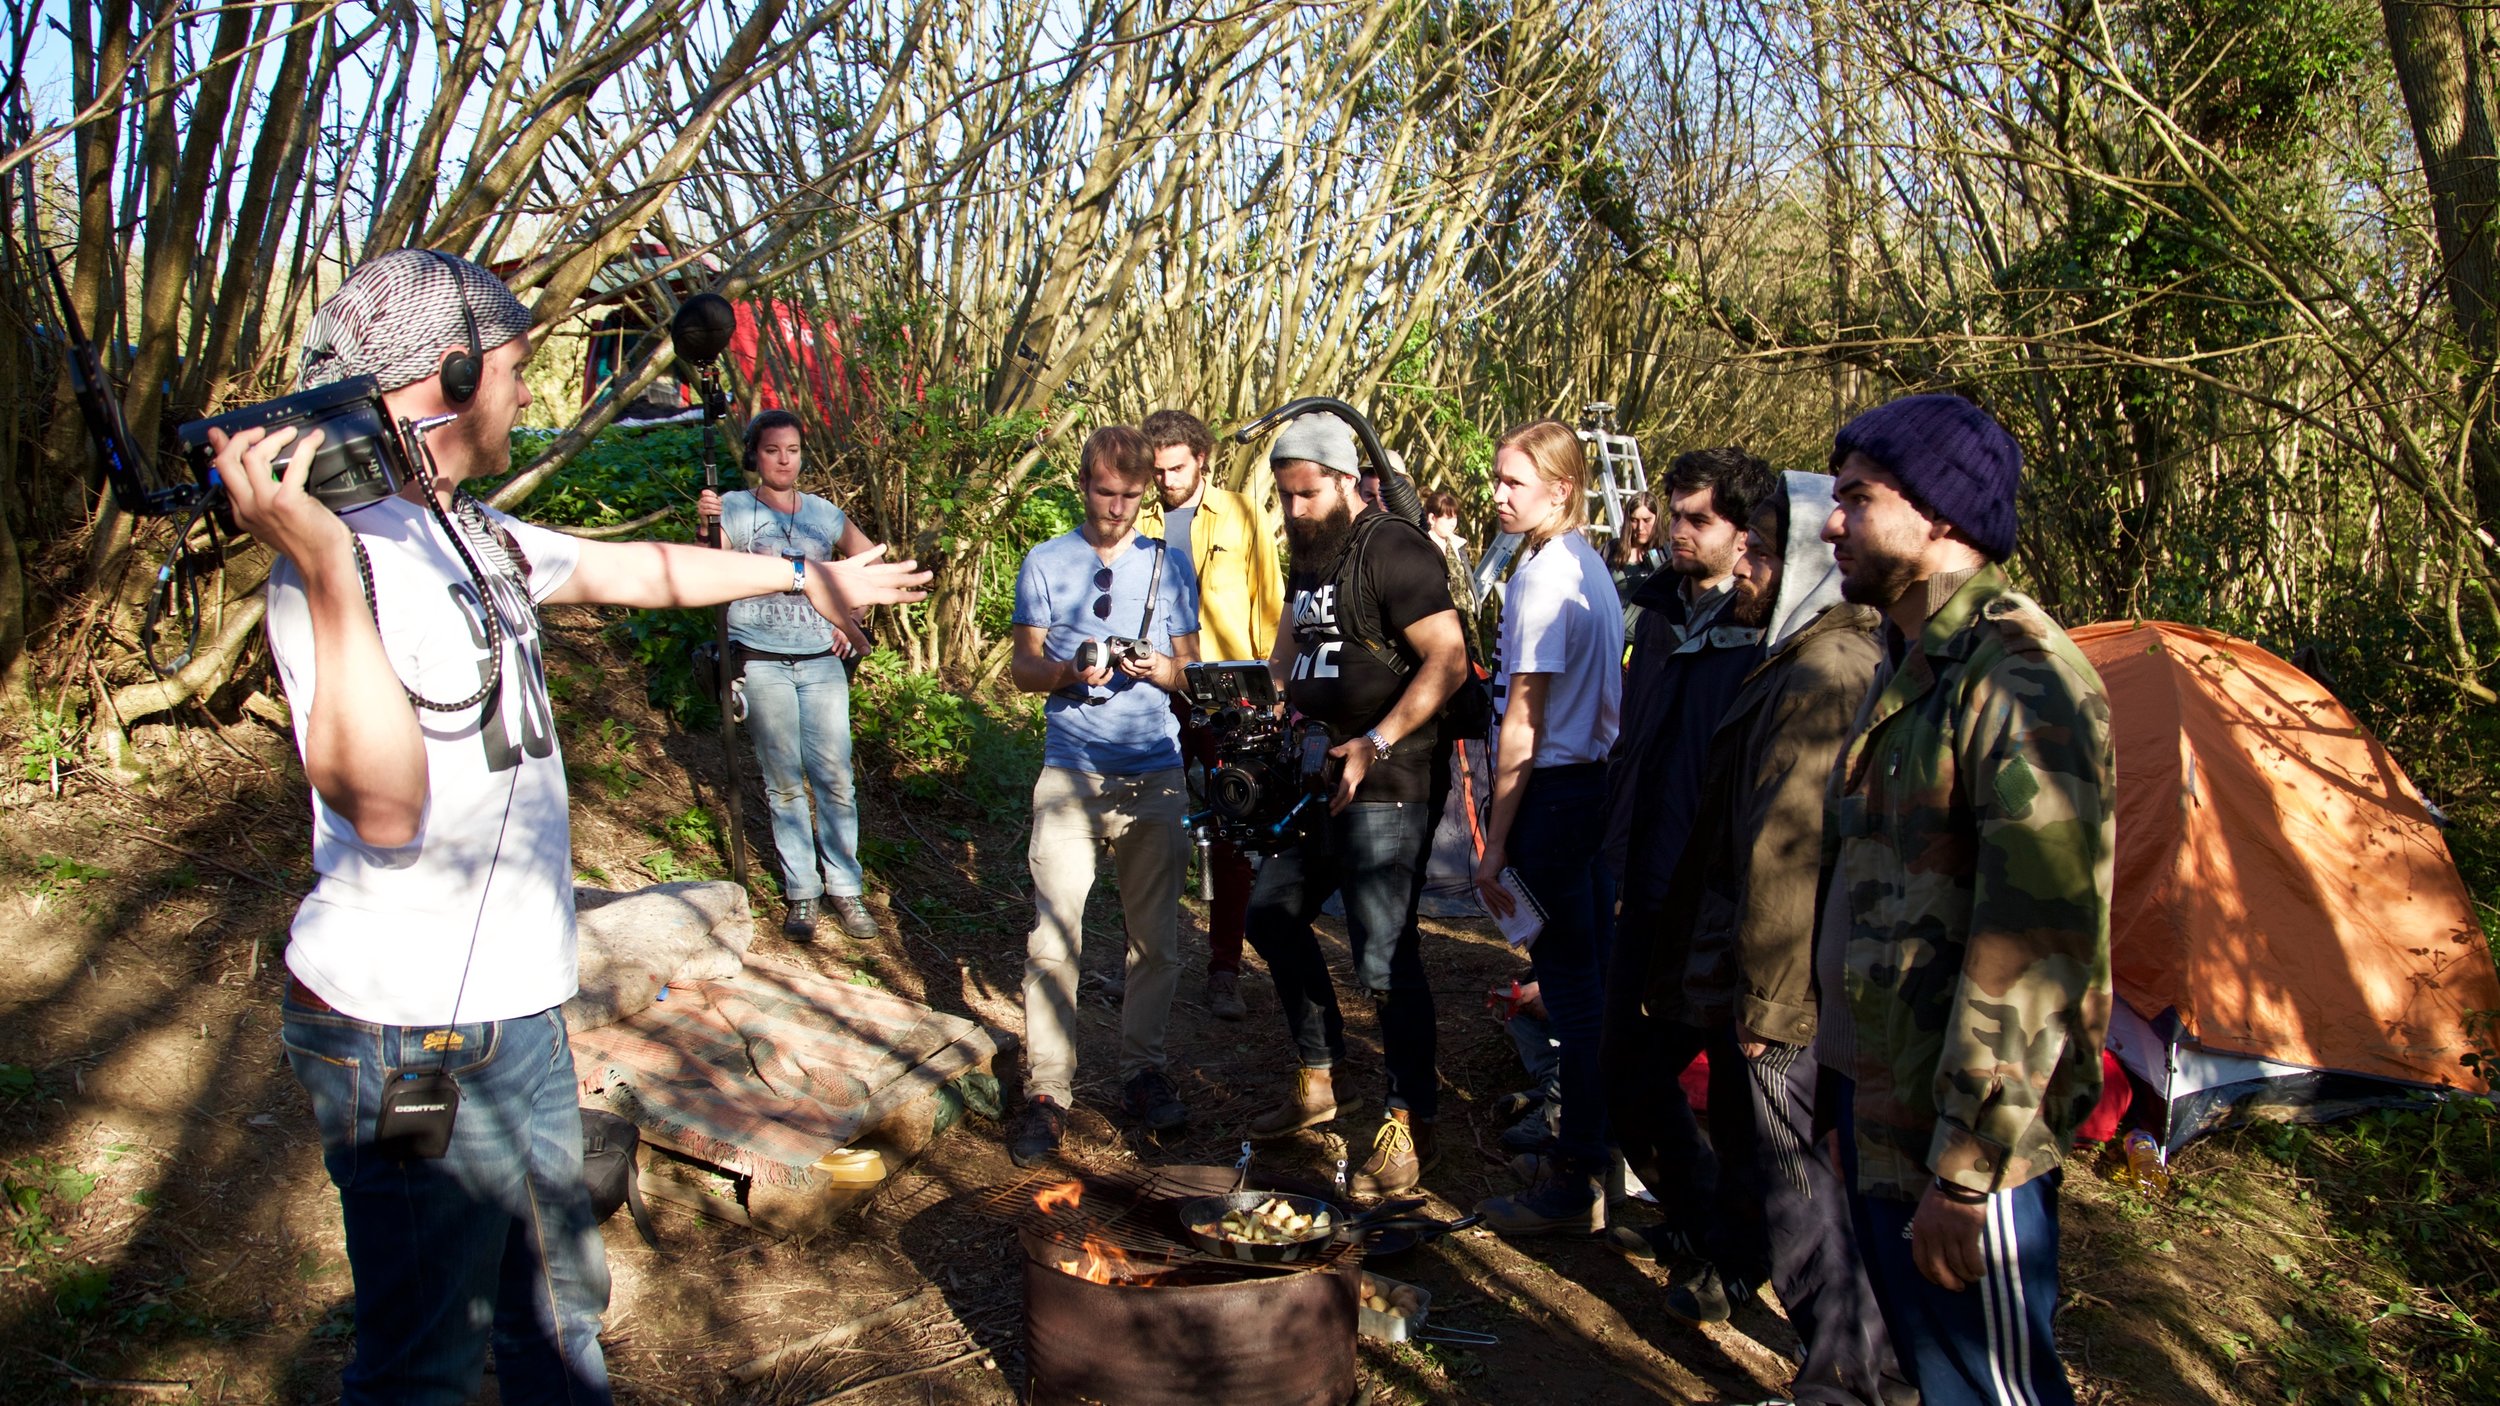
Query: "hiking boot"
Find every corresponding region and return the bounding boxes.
[1247,1067,1336,1140]
[1348,1117,1437,1199]
[1506,1150,1547,1184]
[782,898,818,941]
[1605,1222,1695,1264]
[1008,1096,1068,1168]
[1206,969,1247,1020]
[1658,1260,1755,1328]
[1119,1067,1188,1132]
[827,894,878,939]
[1474,1157,1602,1238]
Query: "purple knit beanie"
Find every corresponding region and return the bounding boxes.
[1829,394,2021,561]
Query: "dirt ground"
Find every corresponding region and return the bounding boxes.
[0,606,2388,1403]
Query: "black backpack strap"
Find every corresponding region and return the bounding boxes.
[622,1160,659,1248]
[1332,513,1426,680]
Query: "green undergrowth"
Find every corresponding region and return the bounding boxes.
[848,648,1040,815]
[2235,1101,2500,1401]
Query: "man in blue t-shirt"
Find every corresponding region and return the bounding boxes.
[699,408,882,941]
[1004,425,1202,1165]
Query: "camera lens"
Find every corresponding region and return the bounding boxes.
[1209,764,1262,820]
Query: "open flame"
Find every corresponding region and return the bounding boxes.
[1030,1179,1145,1285]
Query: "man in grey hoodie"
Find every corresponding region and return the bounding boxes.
[1642,472,1898,1404]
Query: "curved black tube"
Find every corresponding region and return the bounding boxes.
[1232,395,1424,527]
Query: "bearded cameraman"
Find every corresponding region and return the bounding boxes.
[211,250,926,1404]
[1241,412,1468,1200]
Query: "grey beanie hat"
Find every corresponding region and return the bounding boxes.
[297,249,534,393]
[1270,412,1360,476]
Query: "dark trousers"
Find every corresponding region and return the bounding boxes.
[1703,1031,1896,1406]
[1841,1083,2075,1406]
[1506,763,1614,1163]
[1246,796,1440,1120]
[1177,702,1256,973]
[1601,894,1715,1230]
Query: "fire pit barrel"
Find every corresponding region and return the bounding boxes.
[1021,1227,1360,1405]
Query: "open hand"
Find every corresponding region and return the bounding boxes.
[799,544,930,653]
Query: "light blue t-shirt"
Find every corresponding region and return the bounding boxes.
[719,489,847,655]
[1164,501,1199,603]
[1014,530,1199,775]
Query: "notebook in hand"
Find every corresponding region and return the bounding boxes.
[1495,867,1548,951]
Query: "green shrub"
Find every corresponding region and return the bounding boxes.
[849,648,1041,811]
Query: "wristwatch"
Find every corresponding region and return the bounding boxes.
[1365,727,1393,760]
[789,557,808,594]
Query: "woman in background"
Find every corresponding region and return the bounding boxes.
[1470,420,1624,1239]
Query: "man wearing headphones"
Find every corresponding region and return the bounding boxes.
[698,408,884,942]
[209,249,926,1404]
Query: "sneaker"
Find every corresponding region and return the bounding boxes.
[1349,1117,1437,1199]
[827,894,878,939]
[782,898,818,941]
[1119,1067,1188,1132]
[1475,1158,1602,1238]
[1658,1260,1755,1328]
[1008,1096,1068,1168]
[1498,1102,1551,1153]
[1247,1067,1337,1140]
[1206,969,1247,1020]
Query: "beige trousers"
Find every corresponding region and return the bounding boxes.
[1022,765,1185,1106]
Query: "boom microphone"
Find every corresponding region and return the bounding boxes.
[670,292,737,367]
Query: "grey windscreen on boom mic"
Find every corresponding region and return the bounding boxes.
[671,293,738,366]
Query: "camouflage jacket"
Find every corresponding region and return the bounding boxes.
[1822,565,2115,1199]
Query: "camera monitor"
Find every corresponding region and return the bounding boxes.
[1183,660,1278,711]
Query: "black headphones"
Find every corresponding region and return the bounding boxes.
[425,249,484,405]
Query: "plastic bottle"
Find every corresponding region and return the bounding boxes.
[2121,1129,2171,1193]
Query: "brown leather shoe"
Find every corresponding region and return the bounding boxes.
[1349,1117,1437,1199]
[1247,1067,1336,1140]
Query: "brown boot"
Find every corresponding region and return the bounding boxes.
[1247,1067,1336,1140]
[1348,1115,1438,1199]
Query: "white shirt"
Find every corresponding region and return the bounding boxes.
[265,497,582,1026]
[1493,531,1623,767]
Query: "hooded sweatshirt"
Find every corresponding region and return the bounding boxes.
[1642,472,1882,1043]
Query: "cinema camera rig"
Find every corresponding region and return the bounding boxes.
[47,250,503,708]
[1178,396,1428,887]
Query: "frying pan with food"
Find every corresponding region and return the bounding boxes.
[1177,1191,1439,1263]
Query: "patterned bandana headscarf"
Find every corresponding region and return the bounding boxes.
[296,249,534,393]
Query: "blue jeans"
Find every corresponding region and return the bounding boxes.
[1245,798,1439,1119]
[742,654,863,900]
[282,998,612,1405]
[1506,763,1613,1163]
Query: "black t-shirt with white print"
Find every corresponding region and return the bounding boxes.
[1285,515,1456,804]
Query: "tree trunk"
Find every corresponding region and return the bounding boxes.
[2382,0,2500,535]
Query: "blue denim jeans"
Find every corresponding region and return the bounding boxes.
[1245,798,1439,1120]
[281,998,612,1405]
[741,654,863,900]
[1506,763,1614,1163]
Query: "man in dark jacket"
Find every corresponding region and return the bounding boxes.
[1643,472,1897,1403]
[1594,446,1774,1242]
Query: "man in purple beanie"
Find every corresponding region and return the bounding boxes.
[1816,393,2115,1406]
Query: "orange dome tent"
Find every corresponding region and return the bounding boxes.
[2073,621,2500,1150]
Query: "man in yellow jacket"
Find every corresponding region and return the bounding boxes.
[1143,408,1285,1019]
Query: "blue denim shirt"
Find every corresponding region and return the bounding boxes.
[1013,530,1198,775]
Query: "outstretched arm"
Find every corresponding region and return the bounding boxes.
[546,539,928,649]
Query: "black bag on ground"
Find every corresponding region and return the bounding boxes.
[581,1108,658,1247]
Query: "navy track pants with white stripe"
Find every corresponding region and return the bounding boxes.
[1849,1171,2073,1406]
